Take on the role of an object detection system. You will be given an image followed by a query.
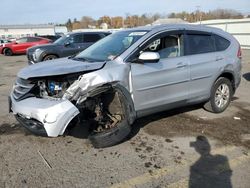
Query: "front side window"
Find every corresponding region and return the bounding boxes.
[16,37,28,43]
[186,34,215,55]
[142,34,184,59]
[74,30,147,62]
[54,35,71,45]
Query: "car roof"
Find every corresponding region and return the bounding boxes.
[121,23,226,35]
[66,31,111,35]
[17,36,48,39]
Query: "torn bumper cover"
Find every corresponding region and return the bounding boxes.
[10,95,79,137]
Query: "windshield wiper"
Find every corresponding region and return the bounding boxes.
[71,57,88,62]
[73,57,104,62]
[68,54,77,59]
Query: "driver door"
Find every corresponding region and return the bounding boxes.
[62,34,84,57]
[130,31,190,113]
[13,37,29,53]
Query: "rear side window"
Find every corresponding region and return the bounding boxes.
[214,35,230,51]
[83,34,102,43]
[27,37,41,42]
[72,34,84,43]
[186,34,215,55]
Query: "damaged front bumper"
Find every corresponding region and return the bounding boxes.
[9,95,79,137]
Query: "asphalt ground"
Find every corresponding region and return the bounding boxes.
[0,51,250,188]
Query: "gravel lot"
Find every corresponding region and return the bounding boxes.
[0,51,250,188]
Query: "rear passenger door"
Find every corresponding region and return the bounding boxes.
[185,31,218,100]
[62,33,84,56]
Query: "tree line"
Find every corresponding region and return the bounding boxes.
[65,9,246,31]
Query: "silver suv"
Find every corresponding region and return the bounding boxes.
[9,24,242,148]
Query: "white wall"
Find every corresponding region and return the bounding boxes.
[0,26,56,39]
[55,26,68,34]
[196,19,250,49]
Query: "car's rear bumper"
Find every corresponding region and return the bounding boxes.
[9,95,80,137]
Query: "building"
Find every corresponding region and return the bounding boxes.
[0,24,68,39]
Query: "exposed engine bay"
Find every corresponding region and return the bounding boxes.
[35,76,125,133]
[38,79,69,99]
[35,74,79,99]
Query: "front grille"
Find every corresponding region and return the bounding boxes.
[12,77,35,100]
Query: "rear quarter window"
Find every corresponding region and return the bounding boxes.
[186,34,215,55]
[214,34,230,51]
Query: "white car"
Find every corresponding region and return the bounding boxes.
[9,24,242,148]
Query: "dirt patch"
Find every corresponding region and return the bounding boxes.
[0,123,28,135]
[141,103,250,149]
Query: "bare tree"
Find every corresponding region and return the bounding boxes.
[80,16,95,28]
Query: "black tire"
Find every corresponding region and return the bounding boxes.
[88,89,131,148]
[204,77,233,113]
[3,48,13,56]
[43,54,57,61]
[89,119,131,148]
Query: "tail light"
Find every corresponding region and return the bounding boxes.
[237,46,242,59]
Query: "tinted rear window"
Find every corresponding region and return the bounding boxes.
[214,34,230,51]
[27,37,41,42]
[73,34,84,43]
[84,34,101,43]
[186,34,215,55]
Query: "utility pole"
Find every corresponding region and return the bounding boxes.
[196,5,202,24]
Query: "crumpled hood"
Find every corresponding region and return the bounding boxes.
[18,57,106,79]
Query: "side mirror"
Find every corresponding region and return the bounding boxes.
[64,41,70,47]
[138,52,160,63]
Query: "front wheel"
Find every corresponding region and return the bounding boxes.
[43,54,57,61]
[3,48,13,56]
[204,77,233,113]
[88,89,132,148]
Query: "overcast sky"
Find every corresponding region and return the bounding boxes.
[0,0,249,24]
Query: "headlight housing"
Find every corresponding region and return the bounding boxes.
[33,48,43,61]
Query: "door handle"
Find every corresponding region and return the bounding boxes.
[176,62,187,68]
[216,56,223,61]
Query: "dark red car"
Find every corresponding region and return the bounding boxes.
[0,37,51,56]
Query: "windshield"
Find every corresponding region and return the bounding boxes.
[54,35,71,45]
[74,30,148,62]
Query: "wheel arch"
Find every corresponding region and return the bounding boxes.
[76,82,136,125]
[2,47,13,54]
[215,71,235,92]
[42,53,59,61]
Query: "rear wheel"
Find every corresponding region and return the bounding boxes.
[43,54,57,61]
[204,77,233,113]
[3,48,13,56]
